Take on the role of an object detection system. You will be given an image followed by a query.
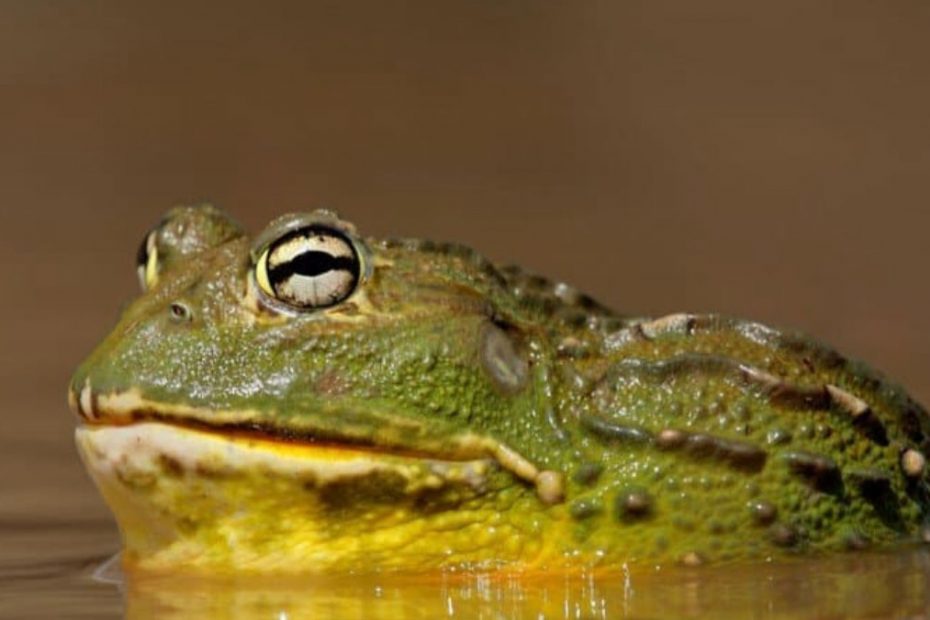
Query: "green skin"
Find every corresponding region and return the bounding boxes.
[71,205,930,570]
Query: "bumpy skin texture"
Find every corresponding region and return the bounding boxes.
[70,205,930,573]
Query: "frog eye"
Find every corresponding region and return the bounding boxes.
[254,226,361,310]
[135,228,160,291]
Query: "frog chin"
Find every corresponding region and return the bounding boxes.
[71,385,568,573]
[75,422,511,573]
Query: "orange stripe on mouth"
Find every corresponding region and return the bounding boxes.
[80,407,495,465]
[74,387,561,502]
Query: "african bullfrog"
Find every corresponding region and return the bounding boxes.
[69,205,930,573]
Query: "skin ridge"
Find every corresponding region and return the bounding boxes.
[548,308,929,559]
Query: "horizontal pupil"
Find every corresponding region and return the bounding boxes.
[268,249,357,283]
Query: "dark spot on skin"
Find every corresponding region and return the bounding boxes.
[769,523,799,547]
[158,454,184,477]
[847,469,904,530]
[616,488,653,521]
[580,414,653,445]
[849,410,890,447]
[846,468,892,495]
[782,451,844,495]
[319,472,409,510]
[570,498,603,520]
[766,383,830,410]
[572,462,604,486]
[656,429,767,473]
[575,293,603,312]
[901,406,927,444]
[748,500,778,525]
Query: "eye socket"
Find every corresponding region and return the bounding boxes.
[135,229,159,291]
[255,225,361,311]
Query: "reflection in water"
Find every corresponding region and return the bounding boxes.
[1,518,929,618]
[118,548,929,619]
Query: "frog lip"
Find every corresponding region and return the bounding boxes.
[69,383,470,461]
[90,409,472,464]
[69,383,560,501]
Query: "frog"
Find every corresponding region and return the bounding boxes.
[69,204,930,574]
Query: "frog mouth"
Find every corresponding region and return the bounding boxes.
[69,382,564,504]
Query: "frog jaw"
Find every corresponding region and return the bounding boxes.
[75,422,521,573]
[70,386,566,573]
[68,383,560,497]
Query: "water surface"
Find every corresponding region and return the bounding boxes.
[3,506,928,619]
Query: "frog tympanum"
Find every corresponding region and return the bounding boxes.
[70,205,930,573]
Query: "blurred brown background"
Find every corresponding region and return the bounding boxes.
[1,1,929,530]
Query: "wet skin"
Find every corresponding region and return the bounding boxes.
[69,205,930,573]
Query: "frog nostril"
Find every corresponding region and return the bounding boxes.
[169,302,193,323]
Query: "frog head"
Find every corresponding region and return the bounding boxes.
[70,205,569,572]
